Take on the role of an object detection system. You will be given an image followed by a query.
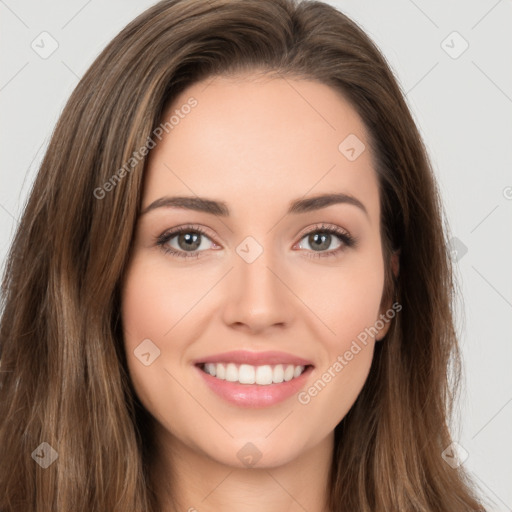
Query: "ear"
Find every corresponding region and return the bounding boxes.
[375,249,400,341]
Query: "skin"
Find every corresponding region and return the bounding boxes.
[121,72,394,512]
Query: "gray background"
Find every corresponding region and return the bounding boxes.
[1,0,511,509]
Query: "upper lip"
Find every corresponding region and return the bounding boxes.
[194,350,314,367]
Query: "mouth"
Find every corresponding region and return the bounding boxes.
[193,351,314,408]
[197,361,311,385]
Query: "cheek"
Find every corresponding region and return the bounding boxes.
[297,293,379,434]
[120,256,224,418]
[293,253,384,421]
[294,250,385,343]
[121,256,211,343]
[120,258,186,415]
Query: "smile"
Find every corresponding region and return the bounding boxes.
[193,350,314,407]
[199,362,308,385]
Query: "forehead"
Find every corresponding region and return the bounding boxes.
[143,74,379,222]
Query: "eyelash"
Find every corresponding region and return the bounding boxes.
[154,223,358,260]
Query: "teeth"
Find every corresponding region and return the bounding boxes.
[204,363,216,377]
[216,363,226,379]
[273,364,284,383]
[255,365,273,385]
[239,364,255,384]
[284,364,295,381]
[225,363,238,382]
[202,362,306,385]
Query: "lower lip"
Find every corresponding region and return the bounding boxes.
[195,365,314,408]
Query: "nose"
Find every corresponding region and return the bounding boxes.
[221,246,295,334]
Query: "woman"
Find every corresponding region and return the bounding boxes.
[0,0,487,510]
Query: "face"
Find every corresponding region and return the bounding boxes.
[120,73,392,469]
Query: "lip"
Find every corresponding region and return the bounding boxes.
[195,364,314,408]
[192,350,314,367]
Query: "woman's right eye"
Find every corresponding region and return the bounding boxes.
[155,225,218,259]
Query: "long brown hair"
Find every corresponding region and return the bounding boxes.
[0,0,487,510]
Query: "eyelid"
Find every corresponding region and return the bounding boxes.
[294,222,351,241]
[158,223,218,245]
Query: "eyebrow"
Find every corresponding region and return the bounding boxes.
[140,192,368,217]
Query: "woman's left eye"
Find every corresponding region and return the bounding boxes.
[294,225,357,258]
[155,223,357,259]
